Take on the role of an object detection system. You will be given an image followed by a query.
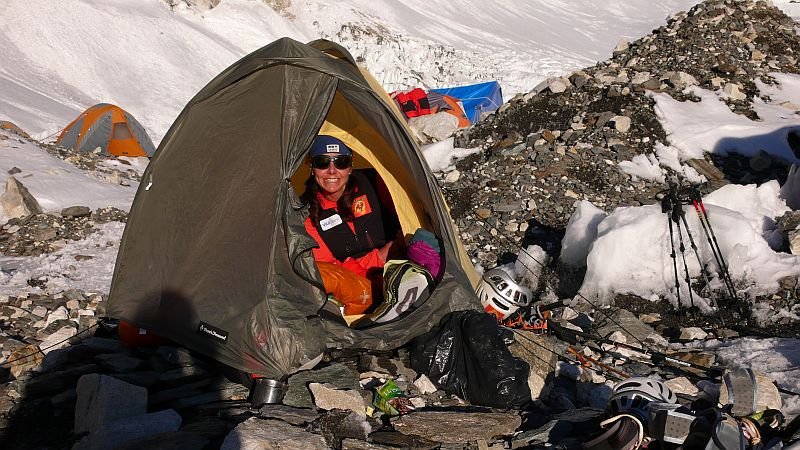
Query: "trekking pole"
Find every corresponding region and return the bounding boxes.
[669,186,696,311]
[662,193,683,312]
[579,324,800,398]
[507,326,628,382]
[687,188,738,303]
[567,346,630,380]
[677,207,727,325]
[549,321,725,377]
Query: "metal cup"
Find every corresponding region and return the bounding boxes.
[250,378,286,407]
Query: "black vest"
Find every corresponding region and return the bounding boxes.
[315,170,388,262]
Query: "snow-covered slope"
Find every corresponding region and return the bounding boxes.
[0,0,702,144]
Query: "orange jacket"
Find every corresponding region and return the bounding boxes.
[304,193,385,278]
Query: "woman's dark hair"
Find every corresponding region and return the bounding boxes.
[302,174,358,223]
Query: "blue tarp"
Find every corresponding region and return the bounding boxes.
[429,81,503,124]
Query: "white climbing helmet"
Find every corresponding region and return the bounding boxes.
[608,377,678,422]
[476,267,533,320]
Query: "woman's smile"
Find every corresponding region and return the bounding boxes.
[314,159,351,201]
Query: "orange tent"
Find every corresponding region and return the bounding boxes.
[0,121,30,138]
[435,94,471,129]
[56,103,155,157]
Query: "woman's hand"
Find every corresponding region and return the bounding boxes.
[378,240,394,263]
[378,232,406,263]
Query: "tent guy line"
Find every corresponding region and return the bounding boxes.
[0,320,102,368]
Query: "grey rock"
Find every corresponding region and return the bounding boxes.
[60,206,91,218]
[110,370,164,387]
[358,354,417,381]
[1,176,42,220]
[612,116,632,133]
[569,71,590,89]
[64,289,88,302]
[156,346,197,367]
[369,430,440,449]
[723,82,747,101]
[779,275,798,291]
[39,326,77,355]
[258,404,322,425]
[309,383,366,416]
[317,409,372,448]
[74,373,147,434]
[665,376,700,397]
[51,387,77,409]
[159,365,211,383]
[508,331,558,399]
[679,327,709,341]
[668,71,699,88]
[166,0,222,10]
[547,374,578,409]
[641,78,662,90]
[73,409,182,450]
[166,383,249,410]
[613,39,630,54]
[221,417,328,450]
[780,211,800,233]
[113,431,209,450]
[94,352,145,372]
[493,202,523,213]
[549,78,569,93]
[19,362,100,397]
[789,230,800,255]
[413,374,438,395]
[148,377,218,406]
[595,111,616,128]
[341,438,399,449]
[179,416,239,441]
[391,410,521,443]
[284,363,360,408]
[513,408,604,445]
[606,85,623,97]
[595,309,656,346]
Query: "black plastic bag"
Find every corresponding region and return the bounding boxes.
[409,310,531,409]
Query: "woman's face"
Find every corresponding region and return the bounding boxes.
[312,154,352,200]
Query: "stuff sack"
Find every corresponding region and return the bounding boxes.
[317,262,374,315]
[409,309,531,409]
[407,228,443,280]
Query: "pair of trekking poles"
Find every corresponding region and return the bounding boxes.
[661,183,738,318]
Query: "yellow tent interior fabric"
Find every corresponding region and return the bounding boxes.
[291,93,431,235]
[290,97,479,288]
[292,47,479,287]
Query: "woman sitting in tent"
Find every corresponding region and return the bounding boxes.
[301,135,405,315]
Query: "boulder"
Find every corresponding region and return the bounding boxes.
[509,331,558,399]
[308,383,366,417]
[74,373,148,434]
[221,417,328,450]
[73,409,182,450]
[284,363,360,408]
[1,176,42,219]
[391,410,521,443]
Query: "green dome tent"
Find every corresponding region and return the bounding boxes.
[106,38,481,379]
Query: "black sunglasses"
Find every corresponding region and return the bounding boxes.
[311,155,352,170]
